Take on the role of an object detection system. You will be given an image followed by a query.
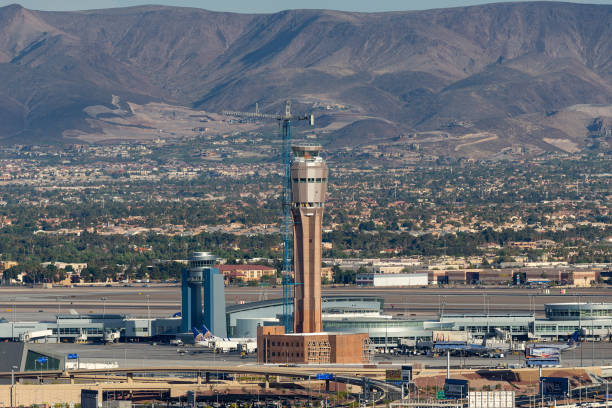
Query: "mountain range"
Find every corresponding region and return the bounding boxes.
[1,2,611,156]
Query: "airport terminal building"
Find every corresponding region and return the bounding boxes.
[1,300,611,350]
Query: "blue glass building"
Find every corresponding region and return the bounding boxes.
[180,252,227,337]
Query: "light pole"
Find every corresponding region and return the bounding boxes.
[591,317,595,367]
[308,375,312,406]
[483,293,486,314]
[146,295,151,320]
[11,298,15,341]
[10,365,17,408]
[57,297,62,343]
[101,297,107,318]
[385,318,388,354]
[540,377,543,408]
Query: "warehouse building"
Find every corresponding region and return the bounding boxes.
[356,272,428,287]
[428,268,600,286]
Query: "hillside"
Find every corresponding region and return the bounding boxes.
[0,2,611,156]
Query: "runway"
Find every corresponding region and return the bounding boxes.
[0,285,610,321]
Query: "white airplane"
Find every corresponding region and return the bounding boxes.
[192,325,256,353]
[526,330,582,358]
[191,326,215,347]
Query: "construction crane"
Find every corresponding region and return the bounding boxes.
[223,100,314,333]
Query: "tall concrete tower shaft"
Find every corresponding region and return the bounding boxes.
[290,144,328,333]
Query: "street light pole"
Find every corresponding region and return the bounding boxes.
[308,375,312,406]
[101,297,107,318]
[10,365,17,408]
[57,297,62,343]
[11,298,16,341]
[146,295,151,320]
[592,317,594,367]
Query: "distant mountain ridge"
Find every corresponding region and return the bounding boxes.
[0,2,611,156]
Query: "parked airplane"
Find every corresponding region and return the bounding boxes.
[191,325,257,353]
[526,330,582,358]
[191,326,214,347]
[432,341,506,356]
[535,329,581,350]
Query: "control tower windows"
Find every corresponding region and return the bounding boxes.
[292,178,327,183]
[189,260,214,267]
[294,150,320,158]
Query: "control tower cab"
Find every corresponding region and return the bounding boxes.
[186,252,216,283]
[290,143,328,334]
[290,144,328,207]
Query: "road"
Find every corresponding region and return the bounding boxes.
[375,341,612,368]
[1,285,610,321]
[27,340,612,370]
[32,342,257,368]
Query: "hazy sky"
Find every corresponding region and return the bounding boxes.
[1,0,611,13]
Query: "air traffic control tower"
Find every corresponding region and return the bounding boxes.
[257,144,369,364]
[290,143,328,334]
[180,252,227,337]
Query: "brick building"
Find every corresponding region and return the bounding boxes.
[257,326,370,364]
[218,264,276,283]
[320,266,333,283]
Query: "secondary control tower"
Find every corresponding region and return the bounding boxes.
[290,143,328,333]
[180,252,227,337]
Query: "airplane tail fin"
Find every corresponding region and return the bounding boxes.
[192,327,204,341]
[201,324,213,339]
